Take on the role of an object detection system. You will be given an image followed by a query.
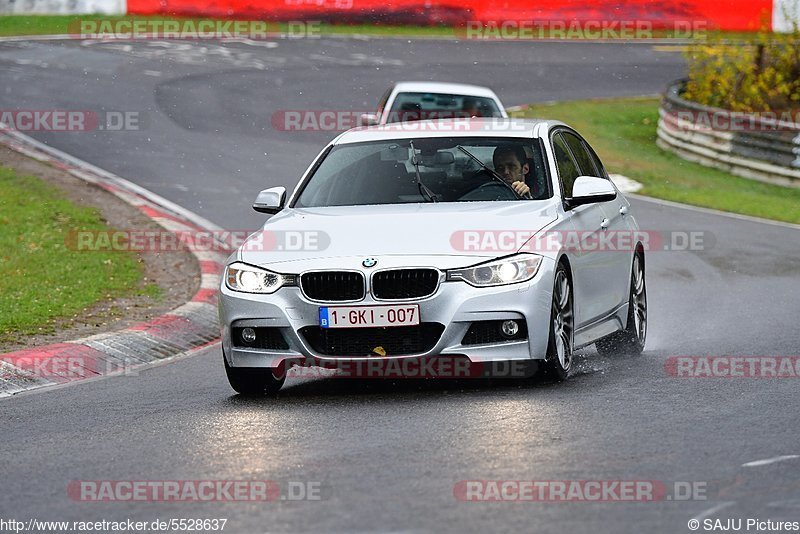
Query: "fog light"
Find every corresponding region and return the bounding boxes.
[501,320,519,338]
[241,327,257,344]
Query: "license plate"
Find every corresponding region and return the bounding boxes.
[319,304,420,329]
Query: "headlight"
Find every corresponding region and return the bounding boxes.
[447,254,542,287]
[225,262,295,294]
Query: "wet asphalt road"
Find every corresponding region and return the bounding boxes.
[1,36,799,533]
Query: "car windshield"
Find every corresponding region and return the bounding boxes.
[293,137,550,207]
[386,93,502,122]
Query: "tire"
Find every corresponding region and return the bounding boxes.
[223,352,285,396]
[541,263,574,381]
[595,252,647,357]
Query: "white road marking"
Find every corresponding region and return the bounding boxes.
[12,58,49,68]
[201,274,222,290]
[309,52,404,66]
[767,498,800,509]
[742,455,800,468]
[80,39,284,69]
[691,501,736,522]
[221,38,279,48]
[308,53,356,65]
[350,52,404,66]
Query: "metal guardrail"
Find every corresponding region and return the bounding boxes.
[657,79,800,188]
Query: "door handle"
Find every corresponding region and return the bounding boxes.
[600,218,610,230]
[620,206,629,217]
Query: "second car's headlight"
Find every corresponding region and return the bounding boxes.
[225,262,295,294]
[447,254,543,287]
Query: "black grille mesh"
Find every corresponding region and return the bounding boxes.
[300,271,365,301]
[462,320,528,345]
[300,323,445,356]
[372,269,439,299]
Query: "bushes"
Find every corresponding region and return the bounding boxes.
[682,28,800,113]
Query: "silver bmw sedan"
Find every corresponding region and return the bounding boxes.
[219,118,647,395]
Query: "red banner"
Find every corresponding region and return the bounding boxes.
[126,0,774,32]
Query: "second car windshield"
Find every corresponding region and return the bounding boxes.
[386,93,503,122]
[293,137,550,207]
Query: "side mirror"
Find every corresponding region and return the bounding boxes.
[565,176,617,209]
[253,186,286,214]
[359,113,379,127]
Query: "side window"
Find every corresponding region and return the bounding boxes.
[562,132,599,177]
[552,133,580,197]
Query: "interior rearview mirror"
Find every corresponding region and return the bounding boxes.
[359,113,379,127]
[565,176,617,209]
[253,186,287,214]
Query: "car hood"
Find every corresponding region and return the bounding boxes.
[238,201,559,270]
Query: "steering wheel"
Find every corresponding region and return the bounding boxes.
[458,181,520,202]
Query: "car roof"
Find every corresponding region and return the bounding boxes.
[391,81,501,99]
[333,118,567,145]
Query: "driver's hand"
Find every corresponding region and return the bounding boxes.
[512,181,531,198]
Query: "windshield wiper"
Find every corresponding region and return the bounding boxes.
[409,140,439,203]
[456,145,527,199]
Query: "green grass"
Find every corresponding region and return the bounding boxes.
[0,166,150,342]
[0,15,457,38]
[0,15,137,37]
[514,97,800,224]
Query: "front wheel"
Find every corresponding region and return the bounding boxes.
[595,252,647,356]
[541,263,574,380]
[223,352,285,396]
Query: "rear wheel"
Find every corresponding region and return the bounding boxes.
[223,352,285,396]
[541,263,574,380]
[595,252,647,356]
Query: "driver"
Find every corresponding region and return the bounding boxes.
[492,145,531,198]
[461,97,481,118]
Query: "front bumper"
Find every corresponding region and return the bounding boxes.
[219,257,556,369]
